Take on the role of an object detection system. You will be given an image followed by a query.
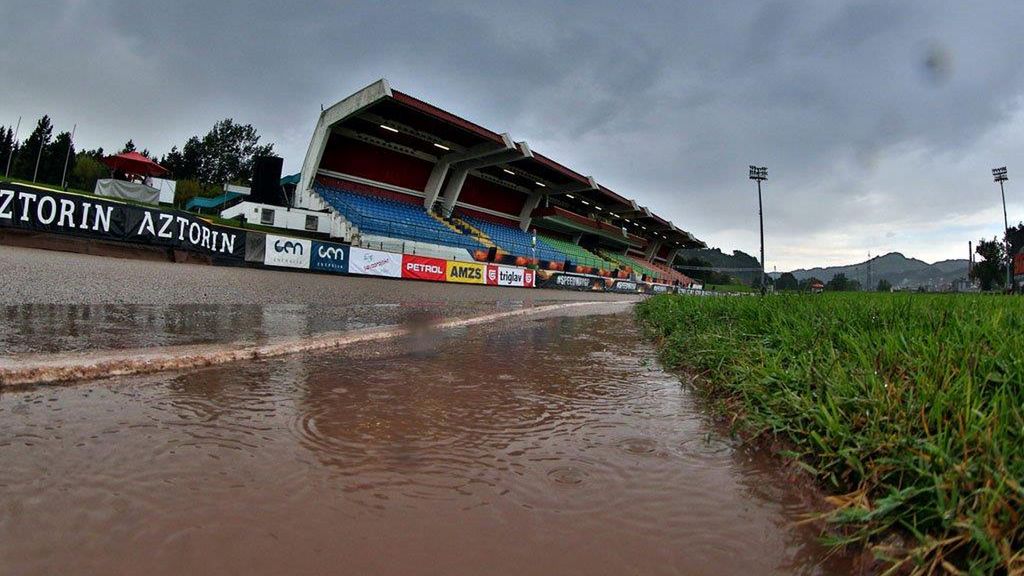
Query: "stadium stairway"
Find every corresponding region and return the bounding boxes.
[446,214,496,249]
[458,213,568,264]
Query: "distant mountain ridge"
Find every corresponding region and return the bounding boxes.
[769,252,969,289]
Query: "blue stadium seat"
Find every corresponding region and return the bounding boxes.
[314,184,486,252]
[459,214,568,264]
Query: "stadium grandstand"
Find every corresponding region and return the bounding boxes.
[278,79,703,285]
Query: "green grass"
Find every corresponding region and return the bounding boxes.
[637,293,1024,574]
[703,282,754,293]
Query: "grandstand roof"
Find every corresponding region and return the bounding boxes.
[299,79,705,251]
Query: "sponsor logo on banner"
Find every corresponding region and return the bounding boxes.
[402,255,446,281]
[264,234,311,269]
[446,261,486,284]
[349,247,402,278]
[0,183,245,259]
[310,241,348,273]
[610,280,639,293]
[648,283,671,294]
[485,264,532,287]
[557,274,592,288]
[535,270,604,291]
[524,269,535,287]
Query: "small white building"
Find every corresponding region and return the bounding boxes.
[220,201,335,236]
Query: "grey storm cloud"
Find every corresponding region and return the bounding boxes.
[4,0,1024,269]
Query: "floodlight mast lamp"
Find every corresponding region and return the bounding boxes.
[993,167,1011,289]
[749,165,768,291]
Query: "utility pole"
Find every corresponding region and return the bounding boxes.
[4,116,20,178]
[749,165,768,292]
[992,167,1011,290]
[867,252,872,291]
[61,124,76,190]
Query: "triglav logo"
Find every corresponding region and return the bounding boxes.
[487,267,498,282]
[275,239,304,255]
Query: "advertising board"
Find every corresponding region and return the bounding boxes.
[402,254,447,281]
[349,246,402,278]
[310,241,349,274]
[264,234,312,269]
[445,261,486,284]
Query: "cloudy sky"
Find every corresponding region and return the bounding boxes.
[3,0,1024,270]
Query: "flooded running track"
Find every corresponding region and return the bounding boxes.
[0,312,852,575]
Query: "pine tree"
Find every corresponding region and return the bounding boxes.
[12,115,53,181]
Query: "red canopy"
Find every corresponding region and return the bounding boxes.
[102,152,168,177]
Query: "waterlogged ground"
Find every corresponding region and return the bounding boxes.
[0,313,853,575]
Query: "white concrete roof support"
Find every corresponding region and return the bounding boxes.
[299,79,393,195]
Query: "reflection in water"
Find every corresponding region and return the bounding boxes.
[0,313,852,575]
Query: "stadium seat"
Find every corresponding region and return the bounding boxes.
[537,235,617,272]
[458,214,568,264]
[315,184,485,252]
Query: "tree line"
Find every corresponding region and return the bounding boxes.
[0,115,273,206]
[970,224,1024,291]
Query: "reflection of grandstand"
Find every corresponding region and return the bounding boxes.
[290,79,704,285]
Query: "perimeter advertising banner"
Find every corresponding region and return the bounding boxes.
[485,264,535,288]
[535,270,606,292]
[1,183,245,259]
[349,246,402,278]
[263,234,312,269]
[646,283,673,295]
[402,254,446,281]
[608,279,641,294]
[310,241,349,274]
[446,260,486,284]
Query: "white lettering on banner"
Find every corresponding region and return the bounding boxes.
[318,245,346,260]
[556,275,590,288]
[175,216,190,241]
[406,262,443,274]
[264,234,312,269]
[57,199,75,227]
[139,211,156,236]
[79,203,92,229]
[93,205,112,232]
[36,196,56,225]
[0,189,13,220]
[158,214,174,238]
[19,192,37,221]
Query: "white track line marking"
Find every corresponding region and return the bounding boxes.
[0,301,631,387]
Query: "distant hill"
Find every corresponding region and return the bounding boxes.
[769,252,970,290]
[676,248,761,284]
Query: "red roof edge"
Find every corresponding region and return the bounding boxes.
[391,90,505,145]
[530,152,590,185]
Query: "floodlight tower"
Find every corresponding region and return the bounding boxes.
[992,167,1011,289]
[749,165,768,290]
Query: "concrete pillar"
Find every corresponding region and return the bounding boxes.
[644,239,662,261]
[440,169,469,216]
[518,191,544,231]
[422,160,451,209]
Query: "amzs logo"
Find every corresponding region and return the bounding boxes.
[275,239,304,255]
[317,245,345,260]
[450,265,482,280]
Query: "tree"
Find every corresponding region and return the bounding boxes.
[41,131,74,186]
[70,153,107,192]
[12,115,53,181]
[826,272,856,291]
[776,272,798,291]
[970,238,1006,291]
[876,279,892,292]
[1006,223,1024,261]
[121,139,137,153]
[195,118,274,186]
[0,126,14,176]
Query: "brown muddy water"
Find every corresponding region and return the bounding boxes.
[0,311,852,575]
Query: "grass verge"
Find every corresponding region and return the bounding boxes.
[637,293,1023,574]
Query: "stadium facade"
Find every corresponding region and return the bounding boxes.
[291,79,703,286]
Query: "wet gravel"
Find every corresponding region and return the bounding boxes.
[0,245,639,306]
